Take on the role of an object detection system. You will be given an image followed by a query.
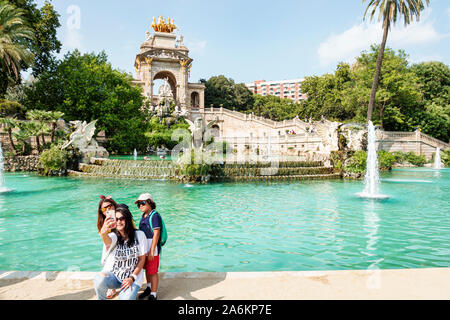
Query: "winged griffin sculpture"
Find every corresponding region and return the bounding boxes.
[61,120,98,150]
[184,117,218,149]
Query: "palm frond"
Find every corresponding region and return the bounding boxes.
[0,2,35,79]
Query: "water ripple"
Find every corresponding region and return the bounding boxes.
[0,169,449,272]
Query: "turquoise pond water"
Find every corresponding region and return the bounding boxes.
[0,168,449,272]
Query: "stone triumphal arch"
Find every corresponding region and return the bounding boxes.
[133,17,205,120]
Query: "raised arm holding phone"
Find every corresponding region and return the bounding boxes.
[94,204,147,300]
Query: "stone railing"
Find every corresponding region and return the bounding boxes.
[376,130,449,159]
[378,131,449,150]
[217,134,322,144]
[418,132,449,149]
[203,107,334,131]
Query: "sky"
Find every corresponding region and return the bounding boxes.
[34,0,450,84]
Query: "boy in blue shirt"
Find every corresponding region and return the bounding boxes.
[135,193,162,300]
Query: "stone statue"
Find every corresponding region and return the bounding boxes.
[185,117,218,149]
[145,31,153,42]
[178,35,184,47]
[62,120,108,163]
[158,78,173,98]
[62,120,98,150]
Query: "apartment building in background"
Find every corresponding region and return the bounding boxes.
[245,78,307,103]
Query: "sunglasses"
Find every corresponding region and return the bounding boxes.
[101,204,113,213]
[116,216,126,222]
[136,201,147,208]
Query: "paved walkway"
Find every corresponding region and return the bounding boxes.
[1,268,449,300]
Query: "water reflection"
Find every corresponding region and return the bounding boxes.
[362,200,383,269]
[433,170,441,179]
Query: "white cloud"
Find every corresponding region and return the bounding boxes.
[318,8,446,67]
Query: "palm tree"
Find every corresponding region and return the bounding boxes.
[0,116,17,153]
[0,2,35,94]
[363,0,429,121]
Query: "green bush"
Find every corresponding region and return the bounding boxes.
[344,150,396,173]
[405,152,426,166]
[39,145,68,175]
[144,118,189,150]
[344,150,367,173]
[0,99,25,117]
[378,150,396,169]
[391,151,407,163]
[392,151,426,166]
[442,150,450,167]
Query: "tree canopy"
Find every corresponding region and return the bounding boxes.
[7,0,61,76]
[203,75,254,112]
[0,2,35,95]
[363,0,430,121]
[23,50,148,153]
[299,45,449,141]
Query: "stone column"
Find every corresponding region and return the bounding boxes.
[199,90,205,113]
[144,57,154,102]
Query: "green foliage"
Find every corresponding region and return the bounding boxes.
[4,79,34,108]
[378,150,396,169]
[405,152,426,167]
[442,150,450,167]
[0,99,25,117]
[0,1,35,95]
[144,117,189,150]
[6,0,62,76]
[177,149,214,178]
[344,150,367,173]
[203,75,254,112]
[23,50,147,154]
[344,150,397,174]
[299,45,449,142]
[410,61,450,141]
[391,151,426,166]
[362,0,430,121]
[181,163,212,176]
[252,94,302,121]
[38,144,68,175]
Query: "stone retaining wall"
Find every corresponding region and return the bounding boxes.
[3,156,40,172]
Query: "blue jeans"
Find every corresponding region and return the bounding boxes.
[94,272,141,300]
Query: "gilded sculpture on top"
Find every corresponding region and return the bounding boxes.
[151,16,177,33]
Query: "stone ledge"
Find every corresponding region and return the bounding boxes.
[1,268,449,300]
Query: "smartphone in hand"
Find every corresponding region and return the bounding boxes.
[106,210,116,228]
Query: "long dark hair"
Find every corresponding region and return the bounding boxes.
[97,196,119,232]
[115,204,137,246]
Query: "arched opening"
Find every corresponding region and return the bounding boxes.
[153,71,177,100]
[190,92,199,109]
[211,124,220,138]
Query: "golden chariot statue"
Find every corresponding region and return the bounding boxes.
[151,16,177,33]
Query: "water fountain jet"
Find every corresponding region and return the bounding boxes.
[433,147,441,170]
[0,142,14,193]
[356,121,389,200]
